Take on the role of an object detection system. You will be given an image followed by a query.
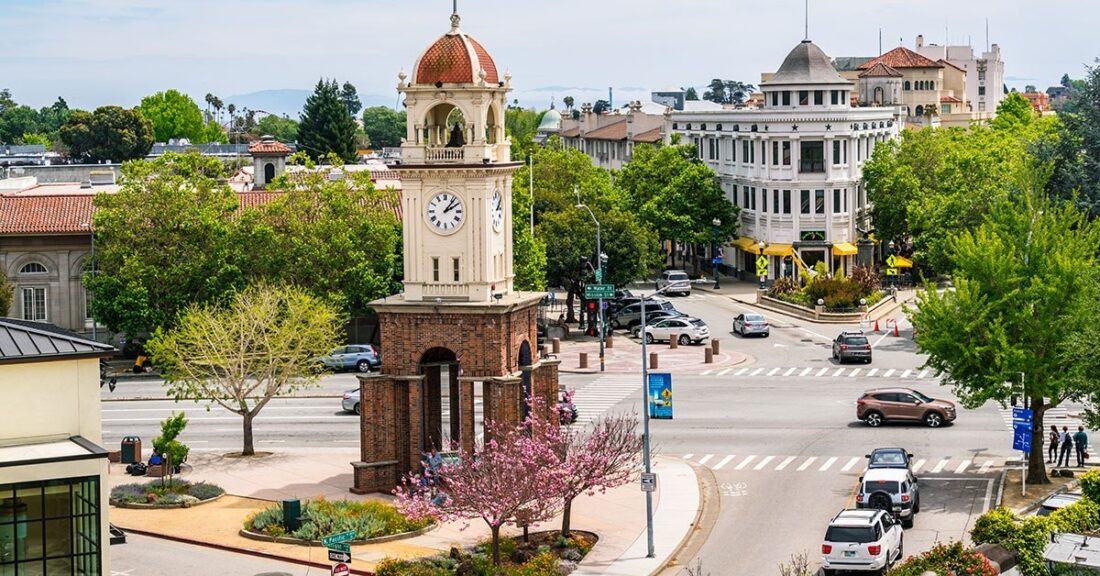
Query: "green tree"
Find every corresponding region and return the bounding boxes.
[684,87,699,101]
[1048,60,1100,216]
[505,107,542,160]
[0,105,40,144]
[60,106,154,162]
[992,92,1036,130]
[592,99,610,114]
[360,106,405,149]
[340,81,362,116]
[298,79,359,162]
[147,283,341,456]
[0,268,13,316]
[702,79,756,105]
[563,96,574,110]
[87,152,242,336]
[20,133,49,147]
[912,191,1100,485]
[139,89,206,143]
[255,114,299,143]
[202,121,228,144]
[509,163,547,291]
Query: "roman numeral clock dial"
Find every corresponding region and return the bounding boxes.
[426,192,465,233]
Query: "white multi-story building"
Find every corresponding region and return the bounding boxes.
[671,39,900,282]
[914,35,1005,114]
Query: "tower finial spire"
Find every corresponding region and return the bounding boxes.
[804,0,809,40]
[450,0,460,30]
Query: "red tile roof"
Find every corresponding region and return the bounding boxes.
[940,95,962,103]
[560,127,581,138]
[582,120,628,141]
[633,127,663,143]
[0,194,94,235]
[248,140,291,155]
[858,62,903,78]
[859,47,943,70]
[414,32,498,85]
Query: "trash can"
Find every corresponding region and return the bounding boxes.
[120,436,142,464]
[282,499,301,532]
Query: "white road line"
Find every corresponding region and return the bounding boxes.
[955,460,972,474]
[775,456,797,471]
[735,368,749,376]
[784,368,797,377]
[718,368,733,376]
[841,457,861,472]
[911,459,926,474]
[931,459,949,473]
[713,455,735,470]
[918,370,929,379]
[735,455,757,470]
[766,368,780,377]
[800,368,813,377]
[800,327,833,342]
[683,453,694,460]
[750,368,764,376]
[901,369,912,379]
[979,460,994,474]
[872,332,891,348]
[701,369,715,376]
[883,369,896,378]
[753,456,776,470]
[816,367,829,377]
[849,368,861,378]
[866,369,879,377]
[833,368,844,377]
[698,454,714,465]
[797,457,818,471]
[819,457,838,472]
[259,440,286,443]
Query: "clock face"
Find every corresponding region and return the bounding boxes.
[491,189,504,231]
[426,191,464,232]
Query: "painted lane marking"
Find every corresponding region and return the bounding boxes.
[735,455,757,470]
[797,457,818,471]
[698,454,714,466]
[713,455,735,470]
[931,459,949,473]
[841,457,861,472]
[819,457,838,472]
[775,456,797,471]
[753,456,776,470]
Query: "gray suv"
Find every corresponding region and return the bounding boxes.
[856,468,919,528]
[656,270,692,296]
[833,330,872,363]
[611,299,675,330]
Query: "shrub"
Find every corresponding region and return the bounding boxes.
[509,551,561,576]
[970,506,1017,545]
[157,493,199,506]
[1050,497,1100,533]
[187,482,225,501]
[971,507,1055,576]
[1080,469,1100,503]
[152,412,190,467]
[767,277,799,296]
[885,541,996,576]
[245,498,430,541]
[848,265,880,294]
[110,483,149,503]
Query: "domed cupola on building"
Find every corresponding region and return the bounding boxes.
[535,100,562,144]
[761,40,853,110]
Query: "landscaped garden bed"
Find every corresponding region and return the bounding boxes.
[241,497,434,544]
[375,530,598,576]
[110,480,225,508]
[767,263,884,311]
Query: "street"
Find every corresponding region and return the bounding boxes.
[111,533,316,576]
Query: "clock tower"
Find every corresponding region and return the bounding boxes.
[351,7,560,495]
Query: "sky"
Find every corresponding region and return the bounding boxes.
[1,0,1095,113]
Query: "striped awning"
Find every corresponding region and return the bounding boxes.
[831,242,858,256]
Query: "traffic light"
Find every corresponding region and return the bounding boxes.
[586,301,598,336]
[579,255,589,277]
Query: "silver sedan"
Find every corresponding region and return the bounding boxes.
[733,313,770,337]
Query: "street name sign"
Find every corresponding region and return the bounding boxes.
[584,284,615,300]
[328,550,352,563]
[1012,407,1034,425]
[327,542,350,553]
[321,531,356,547]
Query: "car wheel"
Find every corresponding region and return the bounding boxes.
[354,403,361,416]
[902,515,913,529]
[924,412,944,428]
[645,333,656,344]
[356,360,371,373]
[913,497,920,514]
[864,411,884,427]
[897,536,904,560]
[678,334,691,346]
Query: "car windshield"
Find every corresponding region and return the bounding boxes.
[845,336,869,346]
[870,451,906,466]
[862,480,900,494]
[825,526,876,544]
[745,314,765,322]
[910,390,933,403]
[669,273,689,281]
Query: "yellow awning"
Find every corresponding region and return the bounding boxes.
[733,237,761,254]
[763,243,794,257]
[831,242,858,256]
[894,256,914,268]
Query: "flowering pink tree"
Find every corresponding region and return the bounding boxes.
[556,412,643,537]
[394,408,564,566]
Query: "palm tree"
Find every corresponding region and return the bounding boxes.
[212,97,224,127]
[204,93,214,123]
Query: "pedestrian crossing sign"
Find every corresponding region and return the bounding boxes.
[756,255,768,269]
[886,254,898,267]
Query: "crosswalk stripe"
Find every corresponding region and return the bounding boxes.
[911,459,926,474]
[701,369,716,376]
[718,368,733,376]
[979,460,994,474]
[867,368,879,377]
[713,455,735,470]
[683,453,694,460]
[775,456,797,471]
[750,368,764,376]
[841,457,861,472]
[698,454,714,465]
[833,368,844,377]
[800,367,813,377]
[754,456,776,470]
[816,367,828,377]
[766,367,780,377]
[784,368,797,377]
[735,368,749,376]
[735,455,757,470]
[918,370,929,379]
[901,369,912,379]
[797,457,817,471]
[883,369,896,378]
[849,368,861,378]
[955,459,972,474]
[819,457,838,472]
[931,459,949,473]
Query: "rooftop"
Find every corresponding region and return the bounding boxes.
[859,47,944,70]
[0,318,115,364]
[412,13,499,86]
[763,40,852,87]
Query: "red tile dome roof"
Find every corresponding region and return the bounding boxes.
[412,14,499,86]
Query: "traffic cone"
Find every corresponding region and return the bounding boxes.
[893,322,900,337]
[874,319,880,332]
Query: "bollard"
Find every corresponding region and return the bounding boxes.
[669,335,678,349]
[552,338,561,354]
[704,348,714,364]
[649,352,659,369]
[711,339,720,354]
[606,334,613,349]
[579,352,588,369]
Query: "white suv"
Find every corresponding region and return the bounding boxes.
[821,509,903,575]
[639,317,710,346]
[856,468,920,528]
[656,270,692,296]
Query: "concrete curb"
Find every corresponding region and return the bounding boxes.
[1012,477,1082,516]
[102,394,345,403]
[655,461,720,576]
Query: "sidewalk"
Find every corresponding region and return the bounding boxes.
[108,452,703,576]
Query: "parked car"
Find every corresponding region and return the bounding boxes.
[342,388,362,415]
[1037,492,1082,516]
[866,448,915,472]
[855,468,919,528]
[821,509,904,575]
[656,270,692,296]
[638,317,710,345]
[629,310,687,335]
[857,387,957,428]
[608,296,643,315]
[833,330,872,363]
[611,299,675,329]
[319,344,380,373]
[732,313,770,337]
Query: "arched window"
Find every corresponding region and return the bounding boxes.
[20,262,48,274]
[903,81,911,91]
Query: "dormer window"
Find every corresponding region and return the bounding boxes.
[19,262,47,274]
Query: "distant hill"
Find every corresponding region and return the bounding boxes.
[224,89,397,118]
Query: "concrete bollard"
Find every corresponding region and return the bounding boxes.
[649,352,659,369]
[669,335,678,349]
[552,338,561,354]
[579,352,588,369]
[606,334,613,349]
[711,339,720,354]
[704,348,714,363]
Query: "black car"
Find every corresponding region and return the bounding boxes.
[866,448,914,471]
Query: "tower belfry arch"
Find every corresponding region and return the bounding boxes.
[351,7,560,495]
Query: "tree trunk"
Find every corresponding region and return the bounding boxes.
[561,498,573,538]
[1028,396,1050,485]
[490,525,501,566]
[565,289,577,324]
[522,524,529,543]
[242,411,255,456]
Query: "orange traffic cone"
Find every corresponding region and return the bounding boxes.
[874,319,880,332]
[893,322,900,337]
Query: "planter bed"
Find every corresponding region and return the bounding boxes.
[110,480,225,508]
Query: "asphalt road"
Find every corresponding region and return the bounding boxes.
[111,533,319,576]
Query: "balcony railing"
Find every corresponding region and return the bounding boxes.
[423,283,468,299]
[425,147,466,162]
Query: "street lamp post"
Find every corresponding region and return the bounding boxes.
[576,194,606,372]
[711,218,722,290]
[639,283,673,558]
[757,240,767,290]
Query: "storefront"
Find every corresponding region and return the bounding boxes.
[0,474,101,575]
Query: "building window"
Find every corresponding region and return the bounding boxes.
[452,258,460,282]
[19,262,48,274]
[799,141,825,173]
[708,138,718,160]
[742,186,750,208]
[942,104,951,114]
[21,287,46,321]
[833,189,842,213]
[832,140,842,165]
[782,141,791,166]
[0,476,101,575]
[978,86,986,96]
[978,71,986,81]
[782,91,791,106]
[979,101,986,112]
[750,140,756,164]
[742,140,749,164]
[800,190,811,214]
[762,189,768,212]
[831,90,841,105]
[815,189,825,214]
[432,257,440,282]
[814,90,824,105]
[771,141,779,165]
[903,81,911,91]
[771,92,778,107]
[773,189,780,214]
[783,190,792,214]
[750,187,757,211]
[799,91,809,106]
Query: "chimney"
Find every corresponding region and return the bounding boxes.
[916,34,924,48]
[580,103,593,135]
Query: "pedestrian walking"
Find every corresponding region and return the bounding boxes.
[1075,426,1089,468]
[1058,426,1074,467]
[1049,425,1060,464]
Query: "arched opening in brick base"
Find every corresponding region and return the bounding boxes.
[418,347,461,454]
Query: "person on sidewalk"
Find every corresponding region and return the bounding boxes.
[1049,425,1060,464]
[1075,426,1090,468]
[1058,426,1074,467]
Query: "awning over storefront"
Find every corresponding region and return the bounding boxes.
[894,256,914,268]
[733,237,761,254]
[763,244,794,257]
[831,242,858,256]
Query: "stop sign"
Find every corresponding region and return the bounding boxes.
[331,563,350,576]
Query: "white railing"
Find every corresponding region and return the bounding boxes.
[423,283,468,298]
[425,147,466,162]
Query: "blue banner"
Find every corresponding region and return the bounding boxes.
[1013,427,1033,453]
[1012,407,1033,425]
[648,373,673,420]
